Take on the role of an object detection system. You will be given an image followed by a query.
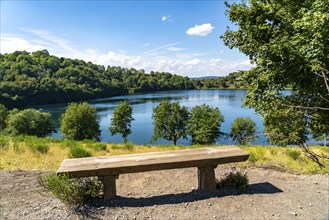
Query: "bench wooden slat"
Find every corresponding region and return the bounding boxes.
[57,146,249,178]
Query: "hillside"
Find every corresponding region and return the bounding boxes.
[0,50,193,108]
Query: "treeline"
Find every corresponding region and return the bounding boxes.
[191,71,246,89]
[0,102,257,146]
[0,50,194,108]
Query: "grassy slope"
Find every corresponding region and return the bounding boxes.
[0,135,328,174]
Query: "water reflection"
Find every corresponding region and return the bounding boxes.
[33,89,267,145]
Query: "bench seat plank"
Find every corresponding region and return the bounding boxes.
[57,146,249,178]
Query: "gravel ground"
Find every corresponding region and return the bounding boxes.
[0,166,328,220]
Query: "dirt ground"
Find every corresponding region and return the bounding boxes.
[0,166,328,220]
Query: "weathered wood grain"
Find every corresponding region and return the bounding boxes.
[57,146,249,178]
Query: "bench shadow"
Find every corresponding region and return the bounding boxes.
[73,181,283,218]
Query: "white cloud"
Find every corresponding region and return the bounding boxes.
[20,28,77,53]
[162,15,172,22]
[0,31,253,77]
[186,23,214,36]
[0,35,45,53]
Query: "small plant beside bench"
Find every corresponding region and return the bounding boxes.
[57,146,249,200]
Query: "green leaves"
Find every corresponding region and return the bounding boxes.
[230,117,257,145]
[222,0,329,146]
[60,102,100,141]
[189,104,224,145]
[152,102,225,145]
[5,108,54,137]
[152,101,189,145]
[109,101,134,143]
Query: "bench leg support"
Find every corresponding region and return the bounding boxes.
[198,166,217,192]
[102,175,116,200]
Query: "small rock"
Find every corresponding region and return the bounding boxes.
[314,181,318,185]
[191,187,196,191]
[23,211,27,216]
[309,203,313,207]
[208,203,212,206]
[298,206,303,209]
[290,212,297,216]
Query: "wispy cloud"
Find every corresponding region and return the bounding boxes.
[167,46,186,52]
[143,42,151,47]
[20,28,77,53]
[186,23,214,37]
[142,42,180,55]
[161,15,173,22]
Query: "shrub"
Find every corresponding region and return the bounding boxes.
[230,117,257,145]
[111,144,121,150]
[285,149,301,160]
[13,142,24,153]
[216,171,249,192]
[5,109,55,137]
[124,142,134,151]
[60,102,101,141]
[0,136,9,150]
[69,146,92,158]
[248,152,259,162]
[38,173,103,204]
[0,104,9,131]
[29,143,50,154]
[88,143,107,151]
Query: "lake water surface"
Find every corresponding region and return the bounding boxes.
[36,89,269,145]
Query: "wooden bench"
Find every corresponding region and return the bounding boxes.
[57,146,249,200]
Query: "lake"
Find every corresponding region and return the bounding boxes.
[35,89,269,145]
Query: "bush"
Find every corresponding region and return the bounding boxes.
[0,104,9,131]
[124,142,134,151]
[5,109,55,137]
[13,142,24,153]
[285,149,301,160]
[216,171,249,192]
[88,143,107,151]
[38,173,103,204]
[111,144,121,150]
[29,143,49,154]
[60,102,101,141]
[69,146,92,158]
[0,136,9,150]
[248,152,259,162]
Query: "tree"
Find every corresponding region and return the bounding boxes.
[60,102,100,141]
[0,104,8,131]
[109,101,134,143]
[152,101,189,145]
[230,117,257,145]
[221,0,329,147]
[5,109,54,137]
[188,104,224,145]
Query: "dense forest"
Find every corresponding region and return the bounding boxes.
[0,50,243,108]
[191,71,245,89]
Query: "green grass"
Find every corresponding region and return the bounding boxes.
[69,146,92,158]
[0,134,328,174]
[38,173,103,204]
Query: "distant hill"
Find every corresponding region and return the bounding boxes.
[189,76,219,80]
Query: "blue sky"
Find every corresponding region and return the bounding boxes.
[0,0,252,77]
